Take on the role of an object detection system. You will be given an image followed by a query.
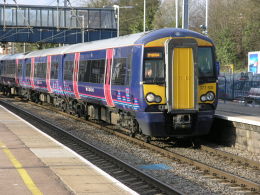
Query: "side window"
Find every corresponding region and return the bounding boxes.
[89,60,105,83]
[35,62,46,78]
[78,60,88,82]
[5,60,16,77]
[10,60,16,77]
[64,61,74,81]
[112,58,131,85]
[0,61,2,75]
[51,61,59,79]
[78,60,105,83]
[26,63,31,77]
[18,63,23,77]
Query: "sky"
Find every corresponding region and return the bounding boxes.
[4,0,79,6]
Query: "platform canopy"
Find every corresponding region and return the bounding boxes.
[0,4,117,44]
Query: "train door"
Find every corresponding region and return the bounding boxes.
[21,59,26,88]
[23,58,32,89]
[110,46,133,111]
[46,55,52,93]
[165,39,198,112]
[30,57,35,89]
[15,59,18,85]
[72,52,80,99]
[104,48,114,107]
[62,53,75,98]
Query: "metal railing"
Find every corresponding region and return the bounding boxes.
[218,73,260,103]
[0,4,116,29]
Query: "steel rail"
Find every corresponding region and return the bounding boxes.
[200,145,260,169]
[0,99,183,195]
[4,97,260,192]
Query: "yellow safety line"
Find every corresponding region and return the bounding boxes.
[0,141,43,195]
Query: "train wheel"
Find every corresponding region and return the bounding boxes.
[62,103,67,112]
[145,136,151,143]
[129,132,136,138]
[84,114,89,120]
[191,137,201,149]
[77,109,82,118]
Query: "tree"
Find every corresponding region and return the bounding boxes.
[208,0,260,70]
[153,0,176,29]
[82,0,160,35]
[82,0,116,8]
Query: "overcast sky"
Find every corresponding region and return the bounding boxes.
[3,0,79,6]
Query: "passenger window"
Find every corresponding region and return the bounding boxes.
[26,63,31,77]
[112,58,131,85]
[51,61,59,79]
[17,63,23,77]
[64,61,74,81]
[34,62,46,78]
[78,59,105,84]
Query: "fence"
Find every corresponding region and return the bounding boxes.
[218,72,260,102]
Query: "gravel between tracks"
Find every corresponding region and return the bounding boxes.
[8,99,259,195]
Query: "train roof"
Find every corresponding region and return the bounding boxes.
[19,28,214,58]
[135,28,213,45]
[0,53,25,60]
[24,32,145,58]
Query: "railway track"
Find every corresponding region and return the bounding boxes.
[200,145,260,170]
[1,97,260,193]
[0,99,182,195]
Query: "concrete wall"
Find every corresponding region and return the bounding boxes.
[207,116,260,154]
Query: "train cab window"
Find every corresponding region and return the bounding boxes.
[26,63,31,77]
[112,58,131,86]
[51,61,59,79]
[143,49,164,84]
[198,47,214,78]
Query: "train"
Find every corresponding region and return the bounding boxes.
[0,28,218,140]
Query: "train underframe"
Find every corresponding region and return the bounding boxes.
[1,85,214,140]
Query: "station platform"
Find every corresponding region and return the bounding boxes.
[216,100,260,125]
[212,100,260,154]
[0,105,137,195]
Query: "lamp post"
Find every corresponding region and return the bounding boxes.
[78,15,85,43]
[113,5,134,37]
[182,0,189,29]
[71,15,85,43]
[143,0,146,32]
[175,0,178,28]
[3,0,6,31]
[113,5,120,37]
[205,0,208,35]
[57,0,59,30]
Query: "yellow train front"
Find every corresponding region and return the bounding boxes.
[134,28,218,138]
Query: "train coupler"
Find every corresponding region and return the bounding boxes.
[172,114,192,129]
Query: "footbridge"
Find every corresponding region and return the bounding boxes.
[0,4,117,44]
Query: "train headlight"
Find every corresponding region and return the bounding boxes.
[200,92,215,102]
[155,96,162,103]
[200,95,207,102]
[146,93,156,102]
[206,91,215,101]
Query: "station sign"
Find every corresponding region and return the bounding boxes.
[248,51,260,74]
